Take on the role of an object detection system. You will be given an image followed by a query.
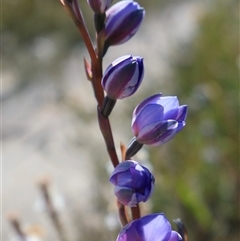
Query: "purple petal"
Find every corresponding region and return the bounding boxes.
[176,105,188,121]
[116,213,182,241]
[163,108,180,120]
[105,1,145,45]
[111,160,132,174]
[129,167,154,202]
[137,120,178,145]
[140,215,172,241]
[106,1,133,25]
[113,171,133,188]
[163,105,187,121]
[139,214,172,241]
[105,63,136,98]
[158,96,179,114]
[102,55,132,87]
[135,181,154,203]
[117,221,142,241]
[151,127,179,146]
[132,93,162,119]
[102,55,144,99]
[130,165,147,189]
[109,161,132,185]
[176,121,186,133]
[110,160,154,207]
[118,213,172,241]
[117,65,143,99]
[114,186,137,206]
[168,231,182,241]
[132,104,164,136]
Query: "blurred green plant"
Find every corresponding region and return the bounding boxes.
[2,0,89,47]
[2,0,156,51]
[150,0,239,240]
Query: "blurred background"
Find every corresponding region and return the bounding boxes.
[2,0,239,240]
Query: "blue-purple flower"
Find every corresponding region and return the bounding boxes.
[109,160,154,207]
[131,93,188,146]
[102,55,144,100]
[104,0,145,47]
[116,213,182,241]
[87,0,112,13]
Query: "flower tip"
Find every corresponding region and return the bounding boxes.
[105,0,145,46]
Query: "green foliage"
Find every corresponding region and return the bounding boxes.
[151,1,239,240]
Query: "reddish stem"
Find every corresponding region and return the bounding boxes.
[61,0,96,62]
[120,142,127,161]
[92,58,104,106]
[117,200,129,226]
[97,107,119,168]
[131,204,141,221]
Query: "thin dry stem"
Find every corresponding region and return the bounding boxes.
[7,213,26,241]
[38,179,68,241]
[120,142,127,161]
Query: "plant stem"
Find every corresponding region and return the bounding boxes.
[97,107,119,168]
[131,204,141,220]
[117,200,129,226]
[60,0,139,225]
[92,57,104,106]
[7,214,27,241]
[38,179,68,241]
[61,0,96,62]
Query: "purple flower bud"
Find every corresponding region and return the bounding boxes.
[102,55,144,100]
[117,213,182,241]
[109,160,154,207]
[87,0,112,13]
[132,93,188,146]
[104,0,145,46]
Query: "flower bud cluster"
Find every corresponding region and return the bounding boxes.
[86,0,188,240]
